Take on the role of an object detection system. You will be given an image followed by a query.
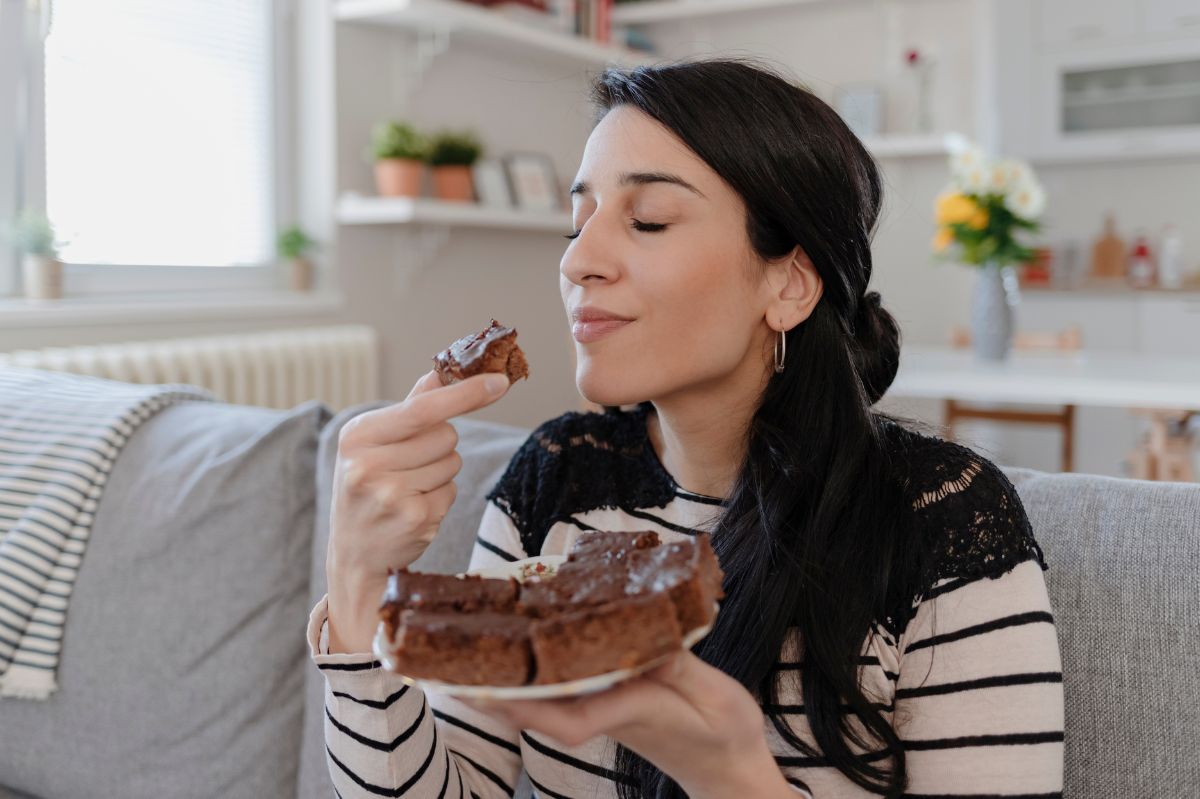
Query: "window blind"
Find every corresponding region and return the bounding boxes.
[44,0,276,266]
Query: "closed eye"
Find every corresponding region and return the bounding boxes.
[563,219,669,240]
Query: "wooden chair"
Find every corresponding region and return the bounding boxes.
[1126,409,1195,483]
[945,325,1083,472]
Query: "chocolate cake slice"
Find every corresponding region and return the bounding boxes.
[529,593,682,684]
[519,534,724,634]
[390,609,532,686]
[433,319,530,386]
[379,570,518,640]
[566,530,661,564]
[626,536,725,633]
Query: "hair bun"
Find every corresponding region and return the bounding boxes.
[851,291,900,405]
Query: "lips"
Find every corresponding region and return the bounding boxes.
[572,319,632,343]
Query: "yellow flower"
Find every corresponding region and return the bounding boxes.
[935,191,988,229]
[933,227,954,252]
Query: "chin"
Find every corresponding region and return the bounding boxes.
[575,357,649,408]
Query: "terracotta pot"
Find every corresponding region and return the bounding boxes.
[374,158,423,197]
[22,254,63,301]
[289,256,314,292]
[432,165,474,203]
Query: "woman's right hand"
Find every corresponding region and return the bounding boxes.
[325,369,512,654]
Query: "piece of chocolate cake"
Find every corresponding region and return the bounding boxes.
[433,319,530,386]
[626,535,725,632]
[566,530,661,564]
[529,593,682,684]
[390,609,532,686]
[379,570,518,640]
[518,534,724,633]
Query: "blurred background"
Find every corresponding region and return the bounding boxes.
[0,0,1197,480]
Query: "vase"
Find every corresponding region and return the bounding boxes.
[374,158,423,198]
[432,165,474,203]
[288,256,314,292]
[970,261,1019,361]
[22,254,63,302]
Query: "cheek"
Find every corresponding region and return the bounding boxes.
[574,265,760,404]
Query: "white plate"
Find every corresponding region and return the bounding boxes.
[372,555,716,700]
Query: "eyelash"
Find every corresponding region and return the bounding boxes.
[563,220,668,240]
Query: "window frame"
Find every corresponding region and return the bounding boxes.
[4,0,296,297]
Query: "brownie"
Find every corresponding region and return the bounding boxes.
[519,534,724,634]
[566,530,661,563]
[376,532,726,687]
[529,593,682,684]
[432,319,530,386]
[390,609,532,686]
[379,570,518,639]
[626,536,725,632]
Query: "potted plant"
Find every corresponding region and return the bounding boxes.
[426,130,484,203]
[277,226,318,292]
[370,121,428,198]
[932,140,1045,361]
[8,211,64,302]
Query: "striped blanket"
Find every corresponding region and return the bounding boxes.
[0,367,215,700]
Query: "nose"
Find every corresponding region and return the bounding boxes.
[560,213,621,287]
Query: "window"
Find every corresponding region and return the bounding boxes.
[2,0,291,296]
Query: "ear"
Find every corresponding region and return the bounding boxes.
[764,246,823,332]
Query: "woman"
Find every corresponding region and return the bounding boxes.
[311,58,1064,798]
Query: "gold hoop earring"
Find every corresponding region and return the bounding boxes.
[774,326,786,374]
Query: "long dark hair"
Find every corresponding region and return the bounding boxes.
[592,58,916,797]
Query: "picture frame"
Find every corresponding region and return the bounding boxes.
[471,159,513,208]
[503,152,562,212]
[835,83,883,139]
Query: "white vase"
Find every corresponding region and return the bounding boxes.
[22,254,63,302]
[970,261,1020,361]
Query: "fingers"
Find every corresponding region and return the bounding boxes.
[402,450,462,493]
[371,422,458,471]
[367,372,511,445]
[405,369,444,401]
[464,677,673,749]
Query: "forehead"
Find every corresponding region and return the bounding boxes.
[571,106,712,200]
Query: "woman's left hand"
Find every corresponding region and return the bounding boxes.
[460,650,798,799]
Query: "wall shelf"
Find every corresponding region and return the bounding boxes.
[611,0,822,26]
[335,0,643,67]
[337,194,572,232]
[863,132,960,159]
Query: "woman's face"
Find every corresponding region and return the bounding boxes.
[561,106,787,408]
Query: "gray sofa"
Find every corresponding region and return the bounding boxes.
[0,392,1197,798]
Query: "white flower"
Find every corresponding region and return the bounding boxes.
[1005,178,1046,220]
[988,159,1032,194]
[950,144,989,189]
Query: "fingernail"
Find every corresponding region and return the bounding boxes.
[484,374,509,397]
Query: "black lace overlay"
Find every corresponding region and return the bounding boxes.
[885,423,1048,602]
[485,406,677,558]
[486,407,1048,633]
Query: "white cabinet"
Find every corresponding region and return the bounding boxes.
[1137,294,1200,356]
[1144,0,1200,36]
[996,0,1200,162]
[1036,0,1140,48]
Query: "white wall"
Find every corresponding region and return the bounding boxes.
[3,0,1197,473]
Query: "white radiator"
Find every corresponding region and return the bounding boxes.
[0,325,381,412]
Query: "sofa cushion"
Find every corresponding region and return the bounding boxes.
[297,403,530,799]
[1003,466,1200,797]
[0,398,330,799]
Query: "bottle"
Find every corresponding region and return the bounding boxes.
[1127,232,1156,289]
[1158,224,1184,290]
[1090,212,1125,280]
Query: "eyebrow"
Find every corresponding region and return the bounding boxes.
[570,171,706,199]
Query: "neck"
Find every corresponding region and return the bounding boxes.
[646,374,764,500]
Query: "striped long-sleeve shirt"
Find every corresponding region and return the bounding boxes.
[309,403,1064,798]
